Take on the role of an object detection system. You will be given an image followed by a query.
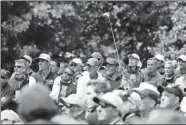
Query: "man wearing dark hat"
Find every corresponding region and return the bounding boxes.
[1,69,14,110]
[158,85,185,113]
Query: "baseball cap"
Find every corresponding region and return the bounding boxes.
[1,69,10,79]
[20,55,32,65]
[1,110,21,122]
[35,53,51,62]
[103,57,119,66]
[59,94,87,109]
[133,82,160,95]
[154,54,165,62]
[128,53,140,61]
[91,52,103,61]
[93,92,123,112]
[178,55,186,62]
[86,58,99,66]
[157,86,184,102]
[134,89,159,103]
[71,58,83,66]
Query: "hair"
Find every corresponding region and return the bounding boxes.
[15,59,27,68]
[87,80,111,94]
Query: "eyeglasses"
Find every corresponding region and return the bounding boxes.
[70,63,77,67]
[14,65,23,68]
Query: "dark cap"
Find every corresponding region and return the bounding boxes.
[103,57,119,66]
[157,86,184,102]
[134,89,159,104]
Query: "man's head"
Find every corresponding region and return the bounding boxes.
[93,92,123,124]
[59,94,86,119]
[86,58,99,75]
[50,60,59,74]
[14,59,26,75]
[90,52,103,67]
[164,60,175,76]
[68,58,83,73]
[128,53,140,67]
[177,55,186,69]
[147,58,158,73]
[20,55,32,68]
[154,54,165,68]
[36,53,51,72]
[134,89,159,112]
[104,57,119,77]
[61,67,75,83]
[158,86,183,109]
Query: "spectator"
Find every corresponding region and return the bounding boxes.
[76,58,105,96]
[142,58,164,87]
[9,59,29,91]
[134,89,159,120]
[174,76,186,96]
[50,67,76,103]
[68,58,83,73]
[93,92,124,124]
[154,54,165,75]
[20,55,34,76]
[103,57,123,91]
[163,60,178,86]
[158,86,184,113]
[57,62,68,76]
[29,53,58,91]
[123,53,144,88]
[85,80,111,125]
[59,94,88,124]
[50,59,60,76]
[177,54,186,77]
[90,52,104,69]
[17,84,58,123]
[1,109,22,124]
[1,69,14,110]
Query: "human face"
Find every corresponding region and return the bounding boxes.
[105,63,117,77]
[178,59,186,69]
[164,63,174,76]
[50,61,58,73]
[62,68,74,82]
[14,62,26,75]
[38,59,49,71]
[128,56,138,67]
[87,64,98,75]
[139,95,154,111]
[69,61,82,72]
[147,59,157,73]
[160,91,178,109]
[96,102,116,124]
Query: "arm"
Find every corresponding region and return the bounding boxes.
[49,76,61,101]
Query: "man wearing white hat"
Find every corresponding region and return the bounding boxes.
[154,54,165,75]
[20,55,34,76]
[68,58,83,73]
[123,53,144,88]
[29,53,58,90]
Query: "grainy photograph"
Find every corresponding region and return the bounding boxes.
[1,1,186,124]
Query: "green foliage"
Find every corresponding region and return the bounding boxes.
[1,1,186,71]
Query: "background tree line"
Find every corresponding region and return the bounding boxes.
[1,1,186,73]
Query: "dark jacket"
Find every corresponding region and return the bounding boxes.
[1,79,14,110]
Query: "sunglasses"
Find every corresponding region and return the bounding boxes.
[86,106,97,113]
[99,102,116,109]
[70,63,77,67]
[14,65,23,68]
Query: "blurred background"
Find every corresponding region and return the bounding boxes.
[1,1,186,73]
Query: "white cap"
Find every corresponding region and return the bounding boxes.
[36,53,51,62]
[178,55,186,62]
[133,82,160,95]
[1,110,21,122]
[59,94,87,109]
[154,54,165,62]
[72,58,83,66]
[93,92,123,112]
[128,53,140,61]
[21,55,32,65]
